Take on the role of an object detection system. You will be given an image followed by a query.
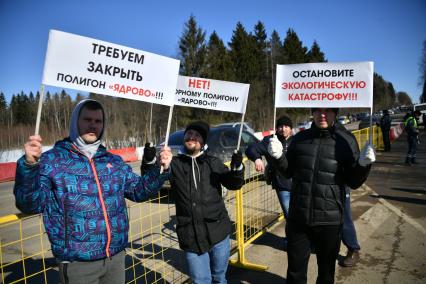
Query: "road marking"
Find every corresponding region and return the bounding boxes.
[363,184,426,235]
[354,199,393,243]
[0,214,19,224]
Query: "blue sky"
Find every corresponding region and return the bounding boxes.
[0,0,425,104]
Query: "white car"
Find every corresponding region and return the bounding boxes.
[296,121,312,131]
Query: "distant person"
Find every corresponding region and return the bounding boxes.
[404,110,421,165]
[380,109,392,151]
[150,121,244,284]
[422,113,426,130]
[339,188,361,267]
[14,99,172,284]
[268,107,375,284]
[245,115,293,246]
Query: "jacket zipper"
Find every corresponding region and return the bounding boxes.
[310,138,322,225]
[89,158,111,258]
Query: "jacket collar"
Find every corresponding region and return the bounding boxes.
[178,144,209,163]
[58,137,107,159]
[310,122,341,139]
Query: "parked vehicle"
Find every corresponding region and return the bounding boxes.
[338,116,350,125]
[296,121,312,131]
[159,126,260,162]
[214,122,255,134]
[358,116,380,130]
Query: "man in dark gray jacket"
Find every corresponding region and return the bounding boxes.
[268,108,375,284]
[245,115,293,218]
[380,109,392,151]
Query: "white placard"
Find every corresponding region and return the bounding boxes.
[175,75,249,114]
[42,30,180,106]
[275,62,373,108]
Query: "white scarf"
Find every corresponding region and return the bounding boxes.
[69,99,104,159]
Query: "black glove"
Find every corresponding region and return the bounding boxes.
[231,150,243,170]
[143,142,157,163]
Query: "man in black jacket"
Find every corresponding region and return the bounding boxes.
[246,116,293,218]
[268,108,375,284]
[151,121,244,284]
[380,109,392,151]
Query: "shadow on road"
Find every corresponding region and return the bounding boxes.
[370,194,426,205]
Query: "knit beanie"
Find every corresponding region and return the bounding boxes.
[311,108,339,115]
[184,121,210,144]
[276,115,293,129]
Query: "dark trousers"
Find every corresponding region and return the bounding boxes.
[286,222,342,284]
[407,136,417,158]
[382,129,391,151]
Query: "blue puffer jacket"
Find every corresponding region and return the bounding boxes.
[14,138,168,261]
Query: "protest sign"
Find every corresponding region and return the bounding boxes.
[42,30,180,106]
[175,76,249,114]
[275,62,373,108]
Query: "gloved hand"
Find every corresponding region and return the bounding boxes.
[359,142,376,166]
[231,150,243,170]
[143,142,157,163]
[267,135,283,159]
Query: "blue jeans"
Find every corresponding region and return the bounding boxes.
[342,192,361,251]
[185,235,230,284]
[276,190,290,219]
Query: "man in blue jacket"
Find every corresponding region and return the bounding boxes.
[14,99,172,284]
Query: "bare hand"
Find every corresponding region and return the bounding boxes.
[24,135,42,164]
[254,159,264,172]
[160,146,172,170]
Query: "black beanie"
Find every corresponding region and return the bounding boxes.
[185,121,210,144]
[276,115,293,129]
[311,108,339,115]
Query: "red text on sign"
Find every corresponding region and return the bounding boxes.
[188,79,211,89]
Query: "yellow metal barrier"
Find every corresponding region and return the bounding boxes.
[352,125,384,151]
[228,161,281,271]
[0,163,277,283]
[0,124,391,283]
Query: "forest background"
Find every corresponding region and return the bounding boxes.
[0,16,421,149]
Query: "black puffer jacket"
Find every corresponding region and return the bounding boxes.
[276,122,370,226]
[170,149,244,254]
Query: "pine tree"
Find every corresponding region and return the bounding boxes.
[373,73,388,111]
[11,92,32,125]
[397,91,412,106]
[253,21,268,79]
[202,31,234,81]
[281,29,307,64]
[0,92,7,125]
[270,30,282,69]
[421,79,426,103]
[419,40,426,103]
[229,22,259,83]
[386,82,396,107]
[178,15,207,77]
[306,40,326,63]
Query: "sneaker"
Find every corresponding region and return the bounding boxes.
[339,250,360,267]
[405,157,412,166]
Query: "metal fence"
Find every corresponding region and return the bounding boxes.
[0,125,384,283]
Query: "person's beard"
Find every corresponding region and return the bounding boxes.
[184,140,201,155]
